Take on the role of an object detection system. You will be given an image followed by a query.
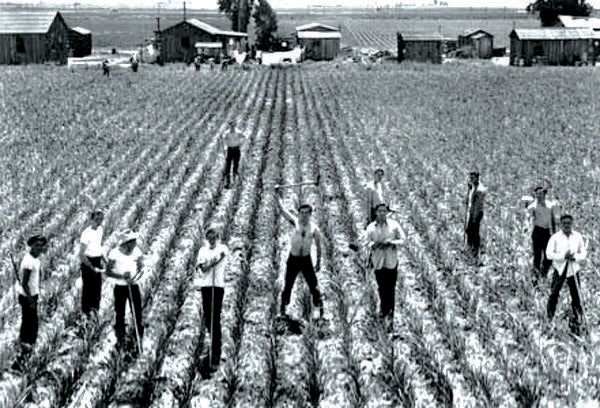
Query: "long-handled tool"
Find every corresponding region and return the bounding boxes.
[572,271,590,339]
[209,262,216,370]
[127,283,143,355]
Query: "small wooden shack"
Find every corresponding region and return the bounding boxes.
[158,19,247,63]
[458,29,493,59]
[295,23,341,61]
[68,26,92,57]
[0,11,70,64]
[397,32,445,64]
[510,28,598,66]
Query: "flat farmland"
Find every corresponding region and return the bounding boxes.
[1,62,599,407]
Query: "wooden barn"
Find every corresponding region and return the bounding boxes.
[457,29,493,59]
[158,19,247,63]
[510,28,598,66]
[0,11,70,64]
[68,27,92,57]
[397,32,446,64]
[295,23,341,61]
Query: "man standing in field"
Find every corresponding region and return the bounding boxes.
[221,119,247,189]
[546,214,587,336]
[79,209,106,319]
[465,171,486,264]
[528,186,557,284]
[365,168,387,226]
[11,233,49,372]
[364,203,406,332]
[102,60,110,77]
[196,224,229,371]
[275,187,324,321]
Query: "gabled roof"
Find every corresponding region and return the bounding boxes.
[400,32,446,41]
[71,26,91,35]
[0,11,61,34]
[295,22,338,32]
[460,29,493,38]
[511,28,596,40]
[164,19,247,37]
[297,31,342,39]
[558,15,600,30]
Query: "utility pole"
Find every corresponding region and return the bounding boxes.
[183,1,187,21]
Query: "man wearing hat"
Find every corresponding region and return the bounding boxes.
[104,229,144,348]
[365,168,387,226]
[528,186,557,283]
[465,171,487,263]
[275,188,324,321]
[364,203,406,332]
[195,224,229,369]
[221,119,247,189]
[11,232,48,372]
[79,209,106,318]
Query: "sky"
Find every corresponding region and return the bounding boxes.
[3,0,600,8]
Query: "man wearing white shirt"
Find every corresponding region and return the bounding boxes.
[80,209,105,317]
[364,203,406,331]
[222,119,247,189]
[528,187,557,283]
[546,214,587,335]
[196,225,229,368]
[365,168,387,225]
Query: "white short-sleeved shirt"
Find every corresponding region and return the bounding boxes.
[80,226,104,257]
[196,243,229,288]
[107,246,143,286]
[17,252,42,296]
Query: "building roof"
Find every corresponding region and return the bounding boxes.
[71,26,91,35]
[187,19,247,37]
[460,29,493,38]
[297,31,342,39]
[195,42,222,48]
[511,28,597,40]
[400,32,447,41]
[295,22,338,32]
[471,32,489,40]
[558,15,600,30]
[0,11,61,34]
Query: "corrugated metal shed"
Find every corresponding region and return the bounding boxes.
[295,23,338,32]
[0,11,58,34]
[511,28,596,40]
[297,31,341,39]
[558,15,600,30]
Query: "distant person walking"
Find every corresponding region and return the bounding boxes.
[528,186,558,284]
[194,54,202,71]
[465,171,486,264]
[364,203,406,332]
[104,229,144,349]
[79,209,106,318]
[365,168,387,225]
[11,233,49,372]
[221,119,247,189]
[275,187,324,321]
[130,54,139,73]
[546,214,587,336]
[102,60,110,77]
[196,225,229,369]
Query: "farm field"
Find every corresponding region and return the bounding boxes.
[0,62,600,407]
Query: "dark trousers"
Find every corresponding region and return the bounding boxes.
[225,146,241,184]
[19,295,38,345]
[281,255,322,312]
[532,226,552,278]
[374,268,398,320]
[201,287,224,364]
[114,284,143,342]
[466,219,481,256]
[370,208,377,223]
[81,256,103,316]
[547,269,584,333]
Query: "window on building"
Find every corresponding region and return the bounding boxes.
[181,36,190,48]
[16,35,25,53]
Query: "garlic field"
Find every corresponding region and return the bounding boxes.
[0,63,599,407]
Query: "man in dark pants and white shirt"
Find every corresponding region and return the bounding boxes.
[364,203,406,332]
[221,119,247,189]
[79,209,105,318]
[528,186,557,284]
[546,214,587,335]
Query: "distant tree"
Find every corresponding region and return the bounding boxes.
[526,0,593,26]
[217,0,252,32]
[254,0,277,51]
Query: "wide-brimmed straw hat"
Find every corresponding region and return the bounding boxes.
[117,229,138,246]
